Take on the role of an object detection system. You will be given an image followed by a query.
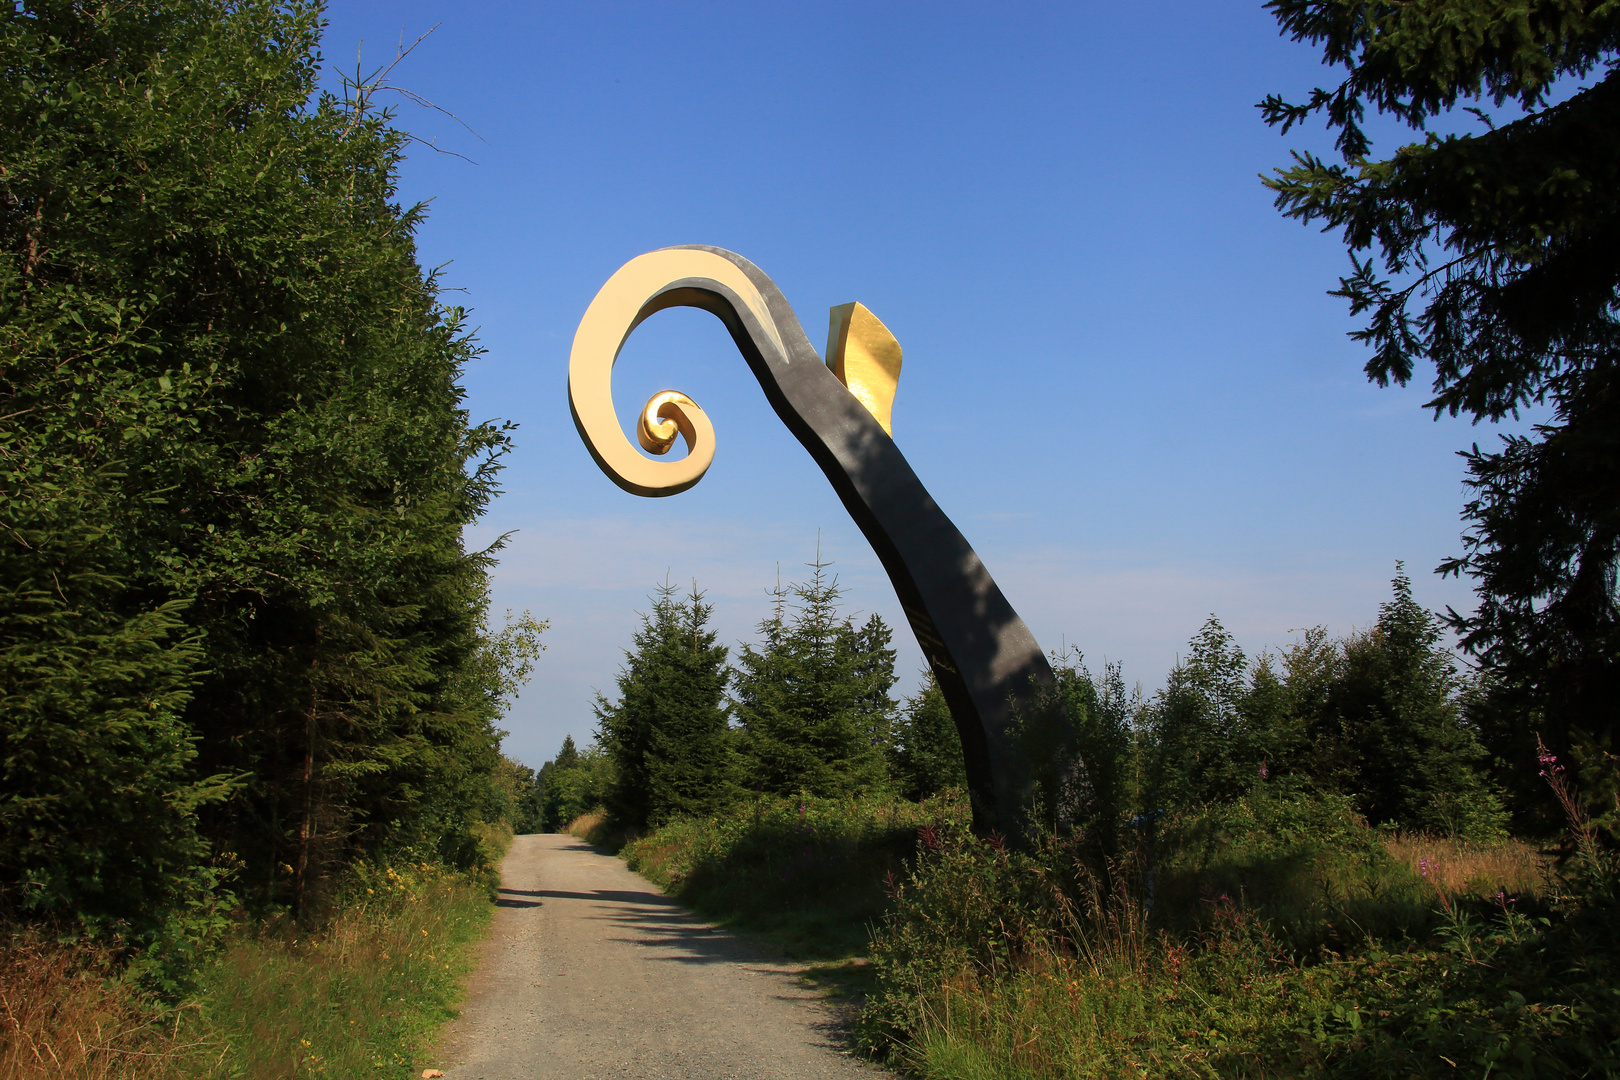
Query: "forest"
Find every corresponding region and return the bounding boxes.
[535,563,1510,846]
[2,1,542,1074]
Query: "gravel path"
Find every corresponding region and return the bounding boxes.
[434,833,890,1080]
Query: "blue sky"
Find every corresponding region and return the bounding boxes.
[318,1,1531,769]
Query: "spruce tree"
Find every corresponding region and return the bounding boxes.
[1,0,522,926]
[1145,617,1252,811]
[1327,569,1508,838]
[596,584,733,829]
[1263,0,1620,806]
[889,674,969,800]
[537,735,614,832]
[846,613,899,758]
[733,556,891,796]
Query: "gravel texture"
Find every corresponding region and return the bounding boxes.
[433,833,890,1080]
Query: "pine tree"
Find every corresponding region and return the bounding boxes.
[1145,617,1252,811]
[733,555,891,796]
[596,583,733,829]
[537,735,613,832]
[846,613,899,758]
[889,674,969,800]
[1,0,523,927]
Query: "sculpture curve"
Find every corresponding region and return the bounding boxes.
[568,244,1065,836]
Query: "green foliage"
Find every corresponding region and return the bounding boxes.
[1,0,534,951]
[1145,616,1258,811]
[622,793,939,958]
[1012,654,1136,852]
[493,756,542,836]
[863,773,1615,1078]
[535,735,613,832]
[1327,569,1508,838]
[1142,571,1508,841]
[0,577,229,940]
[595,583,734,830]
[1261,0,1620,815]
[888,675,969,801]
[187,856,493,1079]
[732,556,895,797]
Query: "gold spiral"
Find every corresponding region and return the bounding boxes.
[568,249,769,497]
[637,391,700,454]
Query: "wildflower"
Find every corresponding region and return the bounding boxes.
[1258,760,1268,780]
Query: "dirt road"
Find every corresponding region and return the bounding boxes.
[434,834,889,1080]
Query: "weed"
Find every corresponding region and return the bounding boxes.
[863,776,1619,1078]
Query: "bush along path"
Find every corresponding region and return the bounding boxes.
[432,833,889,1080]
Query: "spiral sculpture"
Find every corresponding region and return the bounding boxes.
[568,245,1066,835]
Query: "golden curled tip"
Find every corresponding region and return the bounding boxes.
[569,248,758,497]
[826,302,902,436]
[637,390,700,455]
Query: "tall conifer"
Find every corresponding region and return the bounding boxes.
[1,0,523,927]
[733,555,892,796]
[596,584,733,829]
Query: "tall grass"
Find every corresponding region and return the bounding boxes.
[1383,832,1549,897]
[0,935,212,1080]
[863,788,1616,1078]
[188,859,491,1079]
[622,793,944,957]
[0,859,495,1080]
[567,809,636,850]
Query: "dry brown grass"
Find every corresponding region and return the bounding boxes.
[0,935,212,1080]
[566,810,633,849]
[566,809,606,840]
[1383,834,1551,898]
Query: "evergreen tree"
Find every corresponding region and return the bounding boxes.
[846,612,900,757]
[595,583,733,829]
[536,735,613,832]
[1145,617,1253,811]
[1015,655,1136,849]
[1,0,524,928]
[1262,0,1620,810]
[733,556,891,796]
[889,674,969,801]
[1325,569,1508,838]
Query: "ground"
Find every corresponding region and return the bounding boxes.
[433,834,888,1080]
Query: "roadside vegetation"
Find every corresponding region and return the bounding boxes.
[623,795,934,958]
[2,2,539,1076]
[536,559,1617,1075]
[4,855,497,1079]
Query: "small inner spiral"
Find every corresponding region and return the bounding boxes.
[637,390,699,455]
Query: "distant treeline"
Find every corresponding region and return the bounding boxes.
[528,562,1516,844]
[1,0,538,961]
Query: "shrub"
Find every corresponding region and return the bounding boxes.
[623,793,942,956]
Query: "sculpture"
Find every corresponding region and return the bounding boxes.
[568,245,1069,836]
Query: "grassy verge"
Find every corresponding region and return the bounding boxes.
[188,858,493,1079]
[567,809,636,851]
[862,790,1617,1079]
[1,857,499,1080]
[1,934,206,1080]
[619,794,946,959]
